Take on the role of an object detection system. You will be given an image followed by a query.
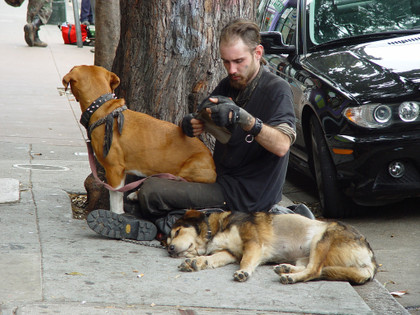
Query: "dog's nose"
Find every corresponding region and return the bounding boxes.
[168,244,176,254]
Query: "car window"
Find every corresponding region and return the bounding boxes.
[258,0,285,31]
[258,0,289,32]
[274,6,297,46]
[257,0,297,45]
[308,0,420,45]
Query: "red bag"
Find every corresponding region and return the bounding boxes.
[60,23,88,45]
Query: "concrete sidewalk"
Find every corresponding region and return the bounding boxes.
[0,2,408,314]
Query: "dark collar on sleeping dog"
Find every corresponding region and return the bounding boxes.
[204,213,213,240]
[202,209,225,240]
[80,93,116,129]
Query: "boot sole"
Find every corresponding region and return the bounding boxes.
[24,24,34,47]
[33,40,48,47]
[87,209,157,241]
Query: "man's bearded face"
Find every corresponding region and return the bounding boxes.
[220,38,260,90]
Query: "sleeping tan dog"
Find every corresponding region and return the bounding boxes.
[167,210,378,284]
[62,65,216,214]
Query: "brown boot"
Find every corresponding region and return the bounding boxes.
[24,15,45,47]
[23,23,35,46]
[33,31,48,47]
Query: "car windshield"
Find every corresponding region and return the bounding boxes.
[308,0,420,45]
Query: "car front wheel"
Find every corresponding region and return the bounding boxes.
[309,115,349,218]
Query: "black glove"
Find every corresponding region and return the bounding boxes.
[200,96,254,129]
[181,113,195,137]
[210,102,241,127]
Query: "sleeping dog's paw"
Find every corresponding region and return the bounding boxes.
[233,270,249,282]
[274,264,292,275]
[127,191,138,201]
[274,265,298,284]
[178,258,197,272]
[178,257,208,272]
[279,274,296,284]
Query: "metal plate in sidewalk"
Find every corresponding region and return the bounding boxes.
[13,164,69,171]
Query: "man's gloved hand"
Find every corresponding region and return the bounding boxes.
[181,113,195,137]
[209,99,241,127]
[200,96,254,129]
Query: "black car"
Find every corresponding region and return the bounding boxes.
[257,0,420,217]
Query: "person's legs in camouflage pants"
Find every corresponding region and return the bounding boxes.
[24,0,52,47]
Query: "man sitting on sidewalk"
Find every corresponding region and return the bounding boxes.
[86,19,314,241]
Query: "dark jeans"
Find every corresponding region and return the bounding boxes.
[80,0,94,24]
[131,177,226,235]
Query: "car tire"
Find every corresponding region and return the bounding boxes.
[309,115,349,218]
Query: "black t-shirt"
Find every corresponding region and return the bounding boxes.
[211,68,295,212]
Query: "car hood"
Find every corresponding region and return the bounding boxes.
[304,34,420,103]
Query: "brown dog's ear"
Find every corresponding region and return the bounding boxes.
[62,66,78,91]
[184,209,203,219]
[175,210,204,235]
[109,72,120,91]
[62,73,71,91]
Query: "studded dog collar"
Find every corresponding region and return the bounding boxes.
[80,93,116,129]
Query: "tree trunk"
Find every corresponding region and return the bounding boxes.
[94,0,120,71]
[85,0,120,214]
[113,0,258,124]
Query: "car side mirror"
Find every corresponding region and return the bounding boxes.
[260,31,296,54]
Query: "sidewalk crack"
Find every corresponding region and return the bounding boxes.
[28,143,46,302]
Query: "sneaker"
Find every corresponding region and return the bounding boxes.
[269,204,295,214]
[288,204,316,220]
[87,209,157,241]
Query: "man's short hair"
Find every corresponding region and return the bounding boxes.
[220,19,261,51]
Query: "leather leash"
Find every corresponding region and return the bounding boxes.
[85,140,186,192]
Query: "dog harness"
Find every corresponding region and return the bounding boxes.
[88,105,128,158]
[80,93,127,158]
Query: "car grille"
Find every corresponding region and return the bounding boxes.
[373,160,420,190]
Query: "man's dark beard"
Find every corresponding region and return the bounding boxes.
[229,75,247,89]
[229,62,258,90]
[233,65,264,108]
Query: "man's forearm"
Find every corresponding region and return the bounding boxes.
[255,123,291,157]
[241,116,292,157]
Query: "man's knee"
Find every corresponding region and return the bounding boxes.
[136,178,172,216]
[139,177,165,194]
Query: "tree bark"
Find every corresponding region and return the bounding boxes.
[113,0,258,124]
[85,0,120,214]
[94,0,120,70]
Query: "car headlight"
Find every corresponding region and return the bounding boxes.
[343,101,420,128]
[373,105,392,124]
[399,102,419,122]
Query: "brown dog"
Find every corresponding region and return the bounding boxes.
[62,65,216,214]
[167,210,378,284]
